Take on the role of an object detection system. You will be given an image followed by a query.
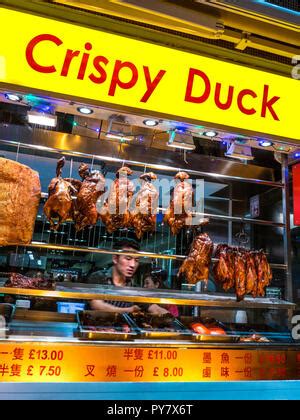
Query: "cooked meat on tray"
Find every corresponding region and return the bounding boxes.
[130,172,159,239]
[79,310,131,333]
[129,312,177,331]
[0,158,41,246]
[99,166,135,233]
[178,233,213,284]
[5,273,55,290]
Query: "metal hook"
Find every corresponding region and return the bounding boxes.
[183,149,188,164]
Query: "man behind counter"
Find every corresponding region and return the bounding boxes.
[88,238,168,315]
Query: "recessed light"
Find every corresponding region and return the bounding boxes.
[4,93,23,102]
[77,106,93,115]
[259,140,273,147]
[203,131,218,138]
[143,119,159,127]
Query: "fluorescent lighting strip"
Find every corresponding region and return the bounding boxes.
[27,112,57,127]
[106,133,132,141]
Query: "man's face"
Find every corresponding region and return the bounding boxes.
[113,247,140,278]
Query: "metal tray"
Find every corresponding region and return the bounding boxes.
[125,313,193,341]
[76,310,137,341]
[179,316,240,343]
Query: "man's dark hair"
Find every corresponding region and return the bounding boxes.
[113,238,140,251]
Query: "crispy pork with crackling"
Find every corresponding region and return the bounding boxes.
[73,163,105,231]
[178,233,213,285]
[0,158,41,246]
[99,166,135,233]
[44,157,79,230]
[5,273,55,290]
[164,172,209,235]
[130,172,158,239]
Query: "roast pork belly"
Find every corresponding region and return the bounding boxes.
[0,158,41,246]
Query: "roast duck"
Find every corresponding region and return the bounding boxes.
[5,273,55,290]
[213,244,272,301]
[99,166,135,233]
[0,158,41,246]
[73,163,105,231]
[178,233,214,285]
[130,172,159,239]
[44,157,79,230]
[164,172,209,235]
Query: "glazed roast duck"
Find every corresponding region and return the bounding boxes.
[213,245,272,301]
[73,163,105,231]
[178,233,214,285]
[130,172,159,239]
[164,171,209,235]
[99,166,135,233]
[44,157,80,230]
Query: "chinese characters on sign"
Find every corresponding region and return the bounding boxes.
[0,343,299,382]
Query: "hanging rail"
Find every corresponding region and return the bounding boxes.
[0,139,284,188]
[26,241,287,270]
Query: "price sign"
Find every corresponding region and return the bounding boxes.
[0,343,299,382]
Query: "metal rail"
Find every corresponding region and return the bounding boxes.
[27,241,287,270]
[0,284,295,309]
[0,139,283,187]
[40,192,284,228]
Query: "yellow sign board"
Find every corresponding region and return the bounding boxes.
[0,8,299,140]
[0,342,299,382]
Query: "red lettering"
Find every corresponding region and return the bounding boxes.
[140,66,166,102]
[184,68,211,103]
[25,34,62,73]
[108,60,138,96]
[214,83,234,110]
[261,85,280,121]
[61,49,80,77]
[89,56,109,84]
[77,42,92,80]
[237,89,257,115]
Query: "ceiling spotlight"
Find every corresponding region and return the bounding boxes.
[259,140,273,147]
[4,93,23,102]
[203,131,218,138]
[77,106,93,115]
[143,119,159,127]
[294,152,300,159]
